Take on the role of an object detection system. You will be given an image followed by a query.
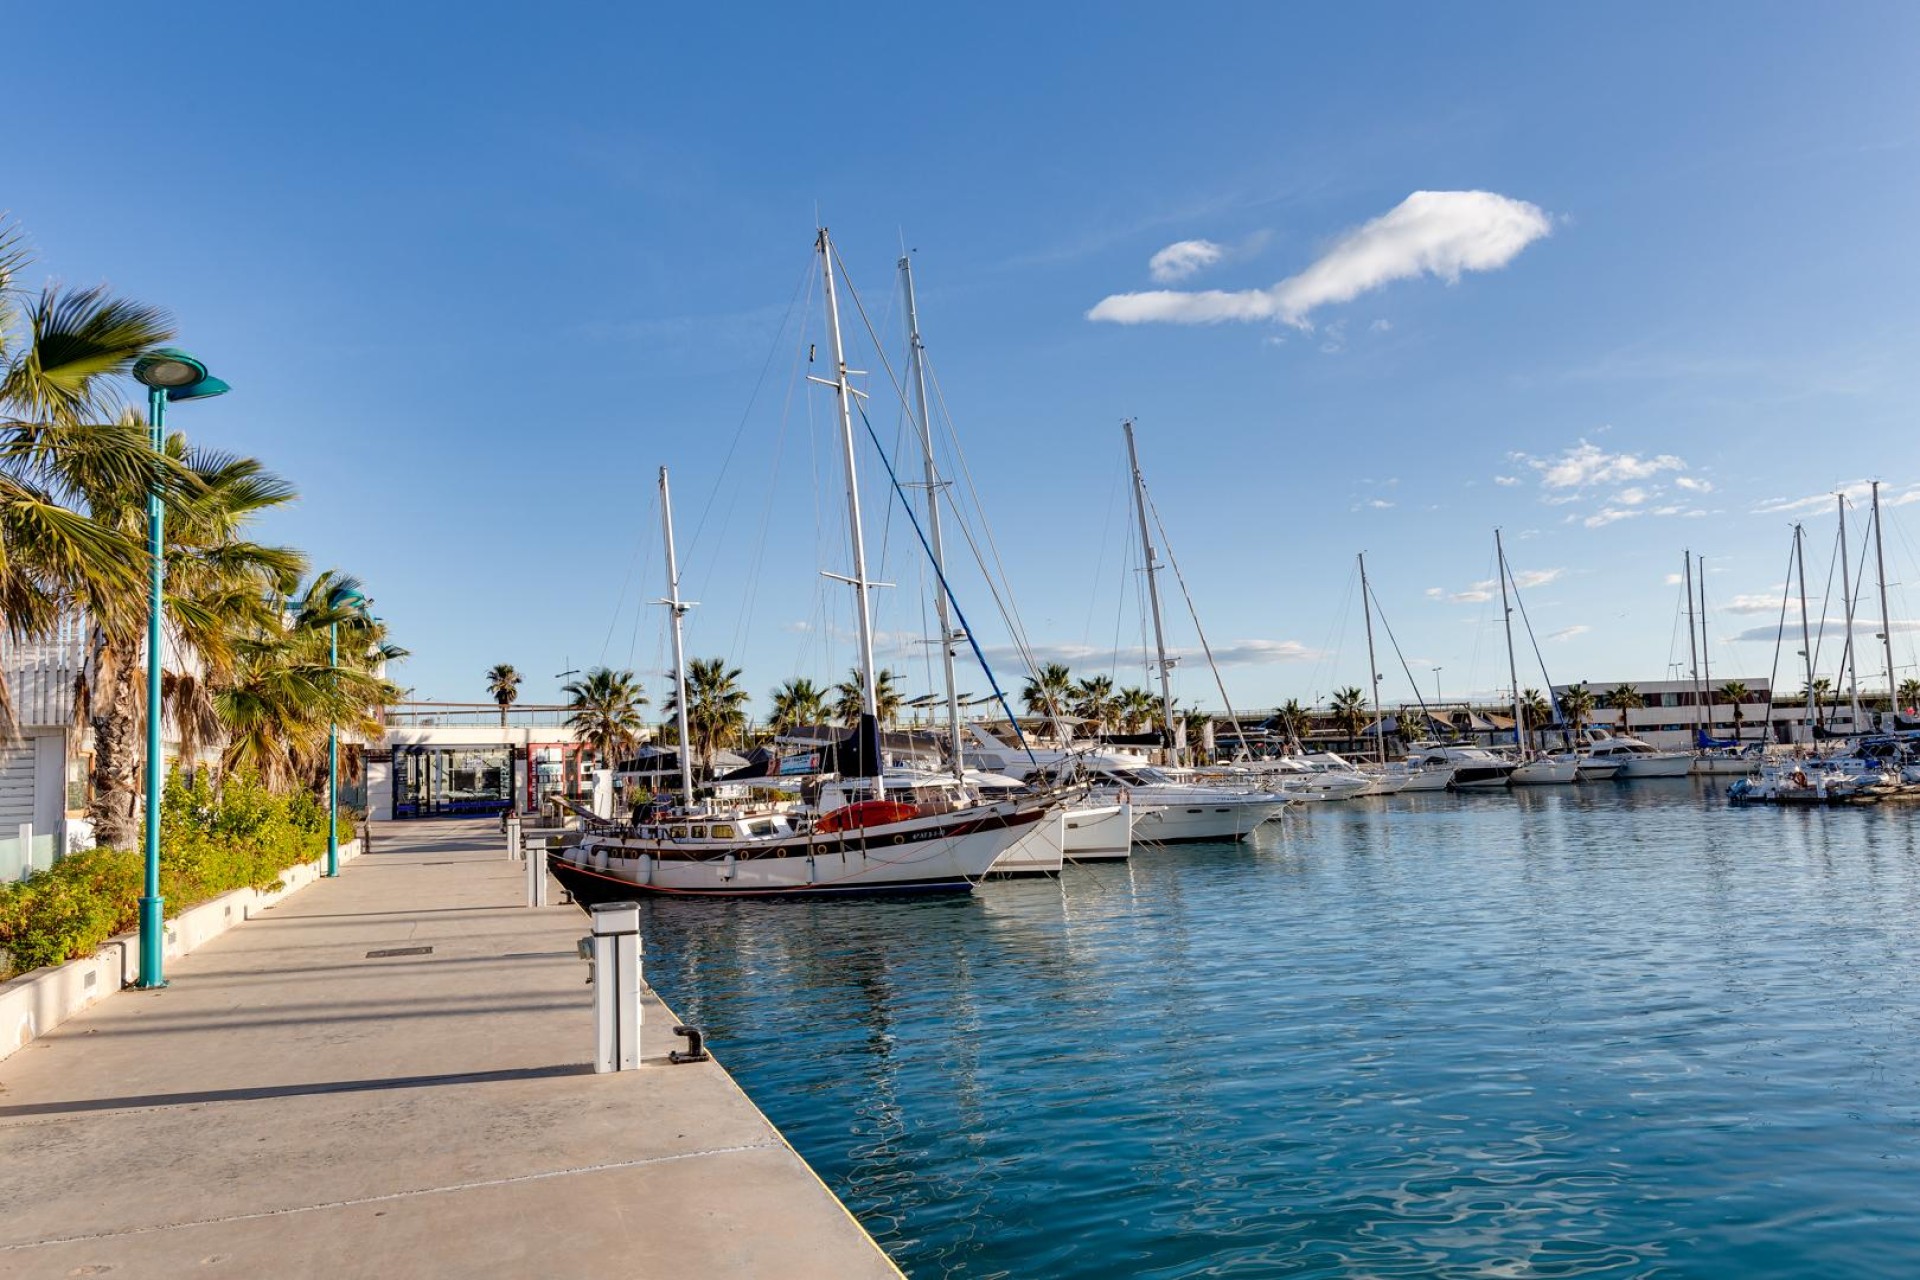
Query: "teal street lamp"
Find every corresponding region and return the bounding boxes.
[327,586,369,878]
[129,348,230,990]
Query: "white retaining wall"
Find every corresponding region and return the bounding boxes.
[0,838,362,1062]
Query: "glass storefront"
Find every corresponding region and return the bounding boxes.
[394,745,514,818]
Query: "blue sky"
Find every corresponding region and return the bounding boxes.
[11,4,1920,716]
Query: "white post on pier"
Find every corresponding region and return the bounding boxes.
[505,812,522,861]
[588,901,643,1072]
[524,837,550,908]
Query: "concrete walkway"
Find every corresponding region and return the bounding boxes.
[0,819,901,1279]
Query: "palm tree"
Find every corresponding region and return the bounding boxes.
[563,667,648,769]
[1071,674,1116,731]
[1806,677,1833,729]
[1605,683,1642,731]
[1716,681,1750,744]
[1899,678,1920,715]
[1329,687,1368,745]
[1560,683,1595,748]
[1116,686,1157,733]
[768,677,827,733]
[663,657,749,775]
[1519,688,1553,753]
[1269,698,1310,750]
[830,667,904,727]
[218,574,402,789]
[486,664,521,727]
[1,225,180,745]
[1021,662,1075,722]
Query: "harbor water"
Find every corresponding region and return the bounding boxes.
[637,781,1920,1278]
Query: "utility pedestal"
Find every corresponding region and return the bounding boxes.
[585,901,642,1072]
[504,813,522,861]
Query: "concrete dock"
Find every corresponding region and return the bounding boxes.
[0,819,901,1279]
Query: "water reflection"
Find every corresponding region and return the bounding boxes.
[638,782,1920,1278]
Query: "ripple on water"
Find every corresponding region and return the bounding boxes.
[639,784,1920,1277]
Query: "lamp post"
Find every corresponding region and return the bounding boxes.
[129,349,230,990]
[327,585,369,878]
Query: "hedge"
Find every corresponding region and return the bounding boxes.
[0,771,330,979]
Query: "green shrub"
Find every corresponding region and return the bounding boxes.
[0,770,331,979]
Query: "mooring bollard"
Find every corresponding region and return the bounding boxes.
[582,901,642,1072]
[525,838,550,908]
[505,813,522,861]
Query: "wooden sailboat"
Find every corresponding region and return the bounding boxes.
[548,230,1054,900]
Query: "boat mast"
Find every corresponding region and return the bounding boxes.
[1495,529,1527,759]
[900,254,964,780]
[1838,493,1862,730]
[1698,554,1713,739]
[658,466,696,809]
[1684,549,1703,747]
[1124,419,1179,765]
[1359,551,1385,765]
[813,228,884,795]
[1873,480,1897,727]
[1795,523,1815,736]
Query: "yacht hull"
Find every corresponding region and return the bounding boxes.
[551,803,1045,898]
[1511,758,1579,785]
[1613,756,1693,779]
[1061,801,1132,861]
[1447,766,1516,790]
[1130,798,1293,844]
[989,809,1066,876]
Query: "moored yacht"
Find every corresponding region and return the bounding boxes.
[1403,742,1516,790]
[1580,729,1693,778]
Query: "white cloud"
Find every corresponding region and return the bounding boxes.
[1614,487,1649,506]
[1730,618,1920,643]
[1493,475,1520,487]
[1664,572,1684,586]
[1547,624,1590,642]
[1529,439,1687,490]
[1370,319,1394,333]
[1722,590,1786,614]
[1438,566,1559,602]
[1148,239,1225,284]
[1752,480,1920,516]
[1584,507,1643,528]
[1089,190,1552,327]
[1366,498,1394,509]
[1674,476,1713,493]
[983,638,1318,670]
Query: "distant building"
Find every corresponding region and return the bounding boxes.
[1550,677,1820,749]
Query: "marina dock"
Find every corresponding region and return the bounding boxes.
[0,819,900,1279]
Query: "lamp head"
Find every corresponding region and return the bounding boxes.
[133,348,230,402]
[329,586,369,612]
[133,348,207,389]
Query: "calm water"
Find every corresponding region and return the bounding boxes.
[637,781,1920,1278]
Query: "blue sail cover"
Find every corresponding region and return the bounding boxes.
[1695,730,1742,749]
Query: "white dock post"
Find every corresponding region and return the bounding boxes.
[587,901,642,1072]
[504,812,522,861]
[525,837,550,907]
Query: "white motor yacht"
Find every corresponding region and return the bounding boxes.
[1510,755,1579,785]
[1403,743,1516,790]
[1580,730,1693,778]
[1037,759,1293,843]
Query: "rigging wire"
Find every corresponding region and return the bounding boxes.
[1765,533,1795,717]
[1503,558,1561,716]
[852,398,1033,757]
[1141,477,1244,743]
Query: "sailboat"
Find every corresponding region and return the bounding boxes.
[1062,422,1293,841]
[1496,529,1577,785]
[547,230,1056,900]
